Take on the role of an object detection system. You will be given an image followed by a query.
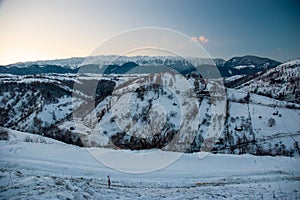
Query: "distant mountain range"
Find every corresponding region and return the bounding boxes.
[0,55,282,77]
[0,64,77,75]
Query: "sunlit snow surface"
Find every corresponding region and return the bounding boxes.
[1,130,300,199]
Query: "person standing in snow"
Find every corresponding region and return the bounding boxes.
[107,175,111,189]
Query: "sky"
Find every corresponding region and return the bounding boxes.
[0,0,299,65]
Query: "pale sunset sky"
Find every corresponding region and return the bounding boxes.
[0,0,299,65]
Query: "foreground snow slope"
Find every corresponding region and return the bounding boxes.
[1,131,300,199]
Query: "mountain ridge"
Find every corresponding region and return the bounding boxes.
[1,55,282,78]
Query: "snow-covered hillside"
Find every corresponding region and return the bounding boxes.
[237,59,300,104]
[1,129,300,199]
[0,66,299,156]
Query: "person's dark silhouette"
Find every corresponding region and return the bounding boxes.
[107,175,111,189]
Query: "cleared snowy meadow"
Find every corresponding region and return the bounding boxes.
[0,130,300,199]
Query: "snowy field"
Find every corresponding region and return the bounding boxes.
[1,131,300,199]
